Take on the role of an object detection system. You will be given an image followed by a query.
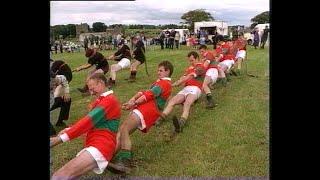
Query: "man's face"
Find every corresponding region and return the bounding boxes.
[157,66,170,79]
[199,48,206,56]
[188,55,197,65]
[132,39,138,44]
[87,79,104,97]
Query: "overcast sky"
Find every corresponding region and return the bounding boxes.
[50,0,269,27]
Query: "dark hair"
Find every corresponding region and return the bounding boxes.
[199,45,207,50]
[85,48,94,57]
[118,39,125,46]
[51,60,72,82]
[216,35,224,42]
[158,60,174,77]
[187,51,199,59]
[88,73,108,85]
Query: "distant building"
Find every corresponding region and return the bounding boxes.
[228,25,245,32]
[76,23,89,38]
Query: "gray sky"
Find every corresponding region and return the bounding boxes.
[50,0,269,27]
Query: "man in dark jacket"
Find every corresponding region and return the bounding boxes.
[260,26,269,49]
[107,39,132,87]
[128,37,145,82]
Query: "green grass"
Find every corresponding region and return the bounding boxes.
[50,45,269,178]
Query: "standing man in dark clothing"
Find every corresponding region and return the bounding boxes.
[50,60,73,126]
[169,30,175,49]
[59,40,63,53]
[74,48,109,93]
[252,28,260,49]
[128,37,145,82]
[260,26,269,49]
[159,31,165,50]
[212,31,219,49]
[84,36,89,51]
[165,29,170,48]
[54,42,58,54]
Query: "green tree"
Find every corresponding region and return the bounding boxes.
[92,22,106,32]
[250,11,269,28]
[66,24,76,38]
[181,9,214,30]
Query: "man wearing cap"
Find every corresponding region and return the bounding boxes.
[107,39,132,88]
[74,48,109,94]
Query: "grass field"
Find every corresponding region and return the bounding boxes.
[50,45,269,178]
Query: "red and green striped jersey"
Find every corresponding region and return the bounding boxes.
[184,63,206,89]
[141,78,172,111]
[202,50,219,70]
[60,90,121,142]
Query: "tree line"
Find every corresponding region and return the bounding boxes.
[50,9,269,40]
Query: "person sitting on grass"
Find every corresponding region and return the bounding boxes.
[50,73,121,180]
[158,51,206,133]
[231,32,247,75]
[215,36,235,84]
[107,61,174,174]
[198,45,219,109]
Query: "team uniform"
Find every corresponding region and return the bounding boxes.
[216,43,235,71]
[132,78,172,133]
[202,51,219,84]
[113,44,132,69]
[178,63,206,99]
[234,37,247,59]
[59,90,121,174]
[88,51,109,74]
[133,40,146,64]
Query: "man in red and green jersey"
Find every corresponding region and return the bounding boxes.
[199,45,219,109]
[108,61,174,174]
[161,51,205,133]
[50,73,121,179]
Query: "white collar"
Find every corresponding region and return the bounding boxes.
[100,90,113,97]
[160,77,171,81]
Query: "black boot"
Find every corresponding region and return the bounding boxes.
[107,150,133,174]
[226,73,232,82]
[50,122,56,136]
[230,69,238,76]
[128,71,136,82]
[172,116,186,133]
[108,79,115,89]
[205,93,215,109]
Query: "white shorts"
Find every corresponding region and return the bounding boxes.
[236,50,246,59]
[76,146,108,174]
[219,60,235,71]
[177,86,202,99]
[132,109,145,131]
[205,68,218,83]
[117,58,131,69]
